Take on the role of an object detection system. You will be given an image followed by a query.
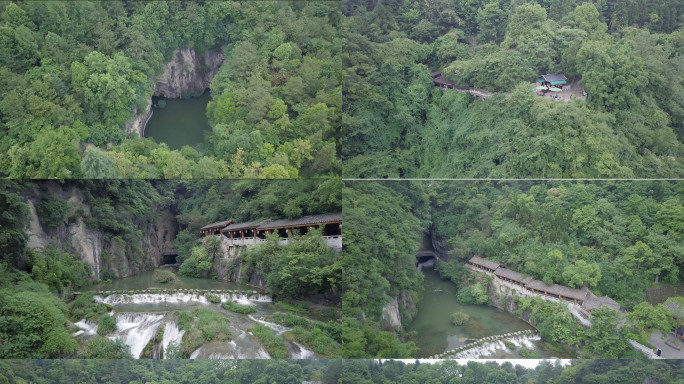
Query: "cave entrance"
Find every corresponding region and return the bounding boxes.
[143,90,212,150]
[416,252,437,268]
[161,250,178,266]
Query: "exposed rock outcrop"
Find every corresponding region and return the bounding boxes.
[125,99,153,137]
[382,298,402,329]
[154,49,224,98]
[24,185,177,280]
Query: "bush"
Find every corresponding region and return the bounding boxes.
[204,293,222,304]
[519,347,541,358]
[69,291,111,322]
[250,324,288,358]
[177,309,231,357]
[154,269,177,284]
[221,300,257,314]
[450,312,470,326]
[504,340,516,350]
[97,314,116,336]
[437,260,468,284]
[156,99,167,109]
[36,195,70,228]
[81,337,130,358]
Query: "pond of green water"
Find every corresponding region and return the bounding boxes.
[406,268,534,358]
[83,269,252,292]
[144,92,211,150]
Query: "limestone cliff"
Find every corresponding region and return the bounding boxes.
[125,99,153,137]
[210,238,268,289]
[125,48,224,137]
[24,186,177,280]
[154,49,224,98]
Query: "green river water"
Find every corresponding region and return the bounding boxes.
[83,269,258,292]
[144,92,211,150]
[407,269,536,358]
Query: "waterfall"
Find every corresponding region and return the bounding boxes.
[247,315,292,335]
[292,341,315,359]
[74,319,98,336]
[450,334,543,359]
[113,312,166,358]
[161,321,185,358]
[95,292,271,306]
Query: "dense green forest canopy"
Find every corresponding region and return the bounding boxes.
[0,1,341,178]
[343,180,683,357]
[1,359,684,384]
[343,0,684,178]
[0,179,341,358]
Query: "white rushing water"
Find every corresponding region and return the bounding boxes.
[247,315,292,335]
[112,312,166,358]
[451,334,543,359]
[74,319,98,336]
[95,292,271,305]
[161,321,185,358]
[292,341,316,359]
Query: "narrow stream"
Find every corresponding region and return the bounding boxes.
[407,269,565,358]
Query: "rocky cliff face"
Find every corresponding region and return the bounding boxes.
[24,186,177,280]
[125,99,153,137]
[211,238,268,289]
[154,49,224,98]
[126,48,224,137]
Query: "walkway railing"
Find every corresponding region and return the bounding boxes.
[218,234,341,249]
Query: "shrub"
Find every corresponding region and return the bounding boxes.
[36,195,70,228]
[177,309,231,357]
[519,348,541,358]
[504,340,516,350]
[154,269,177,284]
[250,324,288,358]
[97,314,116,336]
[204,293,222,304]
[82,337,130,358]
[221,300,257,314]
[450,312,470,326]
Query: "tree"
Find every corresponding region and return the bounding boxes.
[562,260,601,288]
[627,302,675,336]
[81,146,117,178]
[581,307,628,357]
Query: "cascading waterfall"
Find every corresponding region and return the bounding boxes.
[95,292,271,306]
[292,341,315,359]
[247,315,292,336]
[84,290,320,360]
[450,334,543,359]
[161,320,185,359]
[113,312,167,358]
[74,319,98,336]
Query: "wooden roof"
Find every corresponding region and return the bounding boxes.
[430,70,442,78]
[583,295,621,312]
[494,267,524,282]
[257,212,342,230]
[200,219,235,231]
[221,219,270,232]
[468,256,500,270]
[525,280,587,301]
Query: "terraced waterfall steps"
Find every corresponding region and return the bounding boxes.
[431,329,537,359]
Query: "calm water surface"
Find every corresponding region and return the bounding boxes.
[83,269,257,292]
[407,268,534,357]
[144,92,211,150]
